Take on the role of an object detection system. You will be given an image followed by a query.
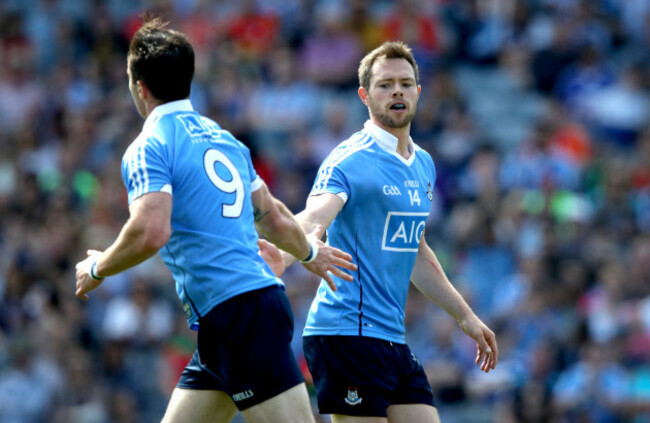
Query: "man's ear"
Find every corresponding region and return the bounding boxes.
[136,80,147,100]
[358,86,369,106]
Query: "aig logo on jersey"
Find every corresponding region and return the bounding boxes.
[176,113,221,139]
[382,212,428,252]
[383,185,402,196]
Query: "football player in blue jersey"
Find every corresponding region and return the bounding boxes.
[264,41,499,423]
[73,17,356,423]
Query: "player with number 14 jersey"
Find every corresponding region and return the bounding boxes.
[304,120,436,344]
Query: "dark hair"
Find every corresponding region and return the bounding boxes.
[358,41,419,90]
[128,16,194,102]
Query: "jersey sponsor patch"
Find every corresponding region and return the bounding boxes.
[381,212,428,252]
[176,113,221,139]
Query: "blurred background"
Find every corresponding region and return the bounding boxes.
[0,0,649,422]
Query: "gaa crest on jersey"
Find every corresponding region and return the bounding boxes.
[426,182,433,201]
[344,387,362,406]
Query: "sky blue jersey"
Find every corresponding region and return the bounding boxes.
[122,100,281,329]
[303,121,437,343]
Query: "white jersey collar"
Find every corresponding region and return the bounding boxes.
[143,99,194,131]
[363,120,416,165]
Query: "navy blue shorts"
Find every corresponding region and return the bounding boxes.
[177,285,303,410]
[303,335,435,417]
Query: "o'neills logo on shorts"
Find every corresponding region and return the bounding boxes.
[344,387,362,405]
[233,389,254,402]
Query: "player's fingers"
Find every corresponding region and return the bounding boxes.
[333,257,357,271]
[322,273,337,292]
[488,354,497,370]
[330,266,353,282]
[475,333,493,356]
[331,248,352,260]
[475,346,483,365]
[481,331,498,369]
[488,337,499,366]
[477,341,497,373]
[476,345,492,372]
[477,348,487,371]
[488,349,497,370]
[486,354,495,372]
[484,353,493,372]
[75,287,88,301]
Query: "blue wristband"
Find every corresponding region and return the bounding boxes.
[300,236,319,263]
[89,259,104,280]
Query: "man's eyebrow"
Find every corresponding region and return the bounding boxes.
[374,77,416,83]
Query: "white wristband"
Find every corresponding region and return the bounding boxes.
[300,235,319,263]
[89,258,104,280]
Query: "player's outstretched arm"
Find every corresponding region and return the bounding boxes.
[410,231,498,373]
[251,183,356,289]
[275,193,347,267]
[258,222,355,285]
[294,193,356,288]
[75,192,172,300]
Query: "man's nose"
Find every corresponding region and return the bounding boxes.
[392,89,403,97]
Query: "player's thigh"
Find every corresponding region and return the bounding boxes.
[331,415,387,423]
[161,387,238,423]
[240,383,315,423]
[330,403,439,423]
[386,403,440,423]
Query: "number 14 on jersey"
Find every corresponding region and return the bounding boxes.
[408,189,421,206]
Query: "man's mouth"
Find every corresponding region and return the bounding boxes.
[390,103,407,111]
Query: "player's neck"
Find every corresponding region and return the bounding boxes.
[143,98,164,118]
[372,119,412,159]
[395,135,412,159]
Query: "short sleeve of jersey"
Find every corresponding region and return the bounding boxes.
[239,140,262,191]
[310,160,350,201]
[121,135,171,204]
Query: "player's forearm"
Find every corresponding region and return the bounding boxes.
[273,193,343,269]
[95,217,168,277]
[256,198,311,261]
[411,244,474,323]
[279,210,324,268]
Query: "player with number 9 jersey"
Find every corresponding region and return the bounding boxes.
[74,19,358,421]
[122,99,282,329]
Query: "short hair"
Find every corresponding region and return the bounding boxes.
[358,41,419,90]
[127,16,194,103]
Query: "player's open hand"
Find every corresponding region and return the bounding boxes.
[302,225,357,291]
[459,314,498,373]
[75,249,104,301]
[258,239,285,277]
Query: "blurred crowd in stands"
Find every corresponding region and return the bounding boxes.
[0,0,649,422]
